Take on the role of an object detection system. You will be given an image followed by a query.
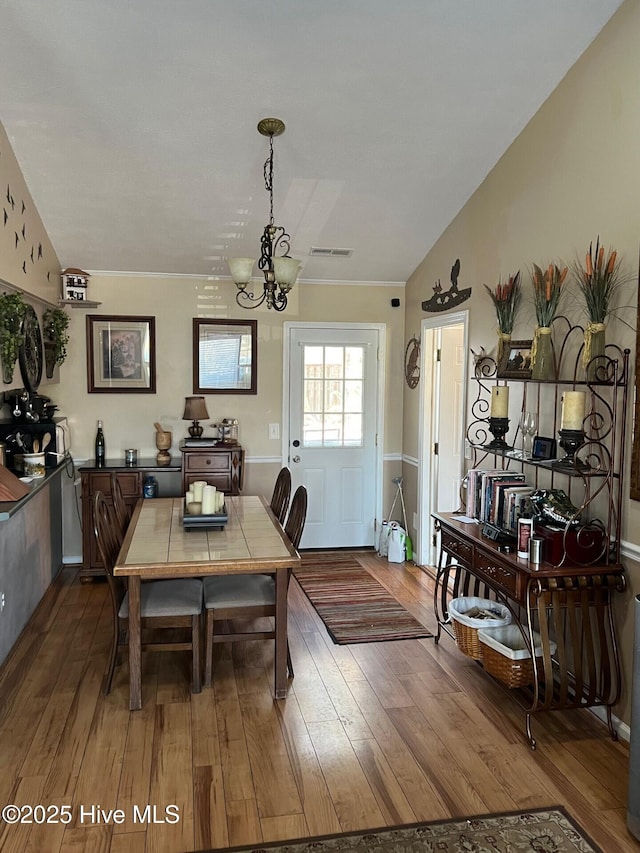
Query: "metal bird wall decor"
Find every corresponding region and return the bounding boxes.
[421,258,472,312]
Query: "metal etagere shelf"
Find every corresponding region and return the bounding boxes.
[432,318,629,748]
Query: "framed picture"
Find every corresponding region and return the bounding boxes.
[87,315,156,393]
[193,318,257,394]
[497,339,533,379]
[532,435,557,461]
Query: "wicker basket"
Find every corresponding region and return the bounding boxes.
[478,625,557,689]
[448,597,511,660]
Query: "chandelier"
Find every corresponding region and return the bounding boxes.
[228,118,301,311]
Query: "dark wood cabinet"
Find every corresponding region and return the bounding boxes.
[79,459,181,579]
[180,442,244,494]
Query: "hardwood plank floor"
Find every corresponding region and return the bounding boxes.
[0,553,637,852]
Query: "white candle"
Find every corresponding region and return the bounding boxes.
[216,491,225,512]
[561,391,586,431]
[202,485,216,515]
[491,386,509,419]
[192,481,206,502]
[185,491,194,505]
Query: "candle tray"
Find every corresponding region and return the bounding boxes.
[182,504,228,531]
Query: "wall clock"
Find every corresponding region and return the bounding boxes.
[404,335,420,389]
[19,304,43,393]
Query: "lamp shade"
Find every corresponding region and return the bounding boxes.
[183,396,209,421]
[273,256,301,292]
[228,257,255,286]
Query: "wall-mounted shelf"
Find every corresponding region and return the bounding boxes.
[58,299,101,309]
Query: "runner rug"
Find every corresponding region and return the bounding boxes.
[200,807,603,853]
[293,551,432,644]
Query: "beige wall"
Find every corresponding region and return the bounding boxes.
[48,275,404,502]
[0,123,60,309]
[402,0,640,725]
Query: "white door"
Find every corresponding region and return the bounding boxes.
[285,324,383,549]
[417,312,468,567]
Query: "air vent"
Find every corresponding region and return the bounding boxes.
[309,247,353,258]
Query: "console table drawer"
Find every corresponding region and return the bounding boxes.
[440,529,473,568]
[474,549,519,599]
[184,452,231,473]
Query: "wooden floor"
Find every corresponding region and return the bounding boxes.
[0,552,636,853]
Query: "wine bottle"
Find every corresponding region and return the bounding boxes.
[95,420,105,467]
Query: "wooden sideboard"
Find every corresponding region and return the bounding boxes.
[79,459,181,579]
[179,441,244,494]
[433,511,625,748]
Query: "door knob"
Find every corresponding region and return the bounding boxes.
[292,455,301,463]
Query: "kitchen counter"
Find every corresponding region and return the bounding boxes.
[0,458,67,521]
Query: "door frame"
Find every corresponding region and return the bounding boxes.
[416,310,469,567]
[282,322,387,545]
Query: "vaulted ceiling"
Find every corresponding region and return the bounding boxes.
[0,1,624,285]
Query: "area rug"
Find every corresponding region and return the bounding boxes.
[199,807,602,852]
[293,551,432,644]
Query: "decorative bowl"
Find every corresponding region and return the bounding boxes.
[186,501,202,516]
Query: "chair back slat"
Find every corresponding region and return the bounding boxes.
[270,467,292,524]
[284,485,307,549]
[110,473,130,540]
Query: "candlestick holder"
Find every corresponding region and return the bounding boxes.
[554,428,587,470]
[486,417,510,451]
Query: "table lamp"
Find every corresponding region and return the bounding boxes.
[182,396,209,438]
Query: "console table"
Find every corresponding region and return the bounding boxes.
[433,511,625,748]
[179,441,244,495]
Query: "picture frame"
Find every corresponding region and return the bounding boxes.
[193,318,257,394]
[531,435,557,461]
[86,315,156,393]
[497,339,533,379]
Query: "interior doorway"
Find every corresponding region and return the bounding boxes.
[416,311,468,567]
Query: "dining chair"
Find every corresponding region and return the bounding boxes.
[270,466,291,524]
[110,473,130,542]
[203,485,307,686]
[93,490,204,696]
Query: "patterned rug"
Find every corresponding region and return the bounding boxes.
[200,807,603,852]
[293,551,432,644]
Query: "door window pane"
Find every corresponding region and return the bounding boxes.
[302,344,365,447]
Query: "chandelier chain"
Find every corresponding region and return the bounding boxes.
[264,134,275,226]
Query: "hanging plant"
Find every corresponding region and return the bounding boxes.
[43,307,70,377]
[0,291,27,384]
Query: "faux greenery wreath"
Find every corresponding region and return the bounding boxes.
[0,291,26,382]
[43,307,70,368]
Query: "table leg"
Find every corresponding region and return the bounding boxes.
[128,576,142,711]
[274,567,288,699]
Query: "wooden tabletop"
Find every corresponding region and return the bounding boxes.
[115,495,300,577]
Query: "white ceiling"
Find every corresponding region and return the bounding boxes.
[0,1,624,286]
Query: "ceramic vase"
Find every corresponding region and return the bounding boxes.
[531,326,553,381]
[584,323,606,382]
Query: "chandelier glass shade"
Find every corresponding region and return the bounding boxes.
[228,118,301,311]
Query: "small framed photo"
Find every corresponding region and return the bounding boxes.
[497,339,533,379]
[532,435,557,460]
[87,315,156,393]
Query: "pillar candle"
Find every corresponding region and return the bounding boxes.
[490,386,509,419]
[192,481,206,502]
[202,484,216,515]
[561,391,586,431]
[216,491,225,512]
[185,491,194,505]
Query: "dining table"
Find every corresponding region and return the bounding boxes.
[114,494,301,710]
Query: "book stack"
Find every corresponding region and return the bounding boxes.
[467,468,531,532]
